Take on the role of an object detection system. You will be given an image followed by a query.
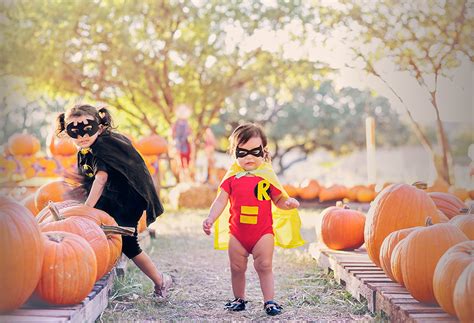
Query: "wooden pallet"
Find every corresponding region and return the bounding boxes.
[0,271,114,323]
[309,243,458,322]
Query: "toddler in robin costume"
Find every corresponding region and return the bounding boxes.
[202,123,304,316]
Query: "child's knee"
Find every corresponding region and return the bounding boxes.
[230,261,247,273]
[254,259,272,273]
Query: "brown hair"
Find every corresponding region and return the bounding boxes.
[55,104,114,135]
[228,123,270,161]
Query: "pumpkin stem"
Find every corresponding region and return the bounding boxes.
[425,216,433,226]
[45,232,65,243]
[336,201,343,208]
[412,181,427,190]
[48,201,64,221]
[100,225,135,236]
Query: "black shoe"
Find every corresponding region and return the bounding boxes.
[264,300,282,316]
[224,298,247,311]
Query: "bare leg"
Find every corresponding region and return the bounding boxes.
[252,234,275,302]
[228,235,249,299]
[131,251,164,292]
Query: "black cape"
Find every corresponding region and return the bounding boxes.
[83,131,164,226]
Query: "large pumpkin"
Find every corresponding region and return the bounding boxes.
[400,220,468,304]
[0,196,44,313]
[41,210,110,281]
[433,241,474,316]
[453,262,474,322]
[364,183,441,267]
[35,231,97,305]
[20,194,39,216]
[34,180,71,211]
[136,134,168,155]
[449,214,474,240]
[379,227,417,282]
[318,203,365,250]
[7,133,40,156]
[429,192,467,219]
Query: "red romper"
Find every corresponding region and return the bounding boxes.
[220,175,282,254]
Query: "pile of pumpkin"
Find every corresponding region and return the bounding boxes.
[0,179,145,313]
[284,177,473,204]
[316,183,473,321]
[0,132,169,182]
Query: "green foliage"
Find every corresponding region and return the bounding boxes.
[217,80,409,172]
[0,0,327,140]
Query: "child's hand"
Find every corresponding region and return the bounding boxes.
[284,197,300,209]
[202,218,213,235]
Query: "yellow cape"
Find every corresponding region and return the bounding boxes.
[213,162,305,250]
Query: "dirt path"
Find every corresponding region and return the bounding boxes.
[100,209,373,321]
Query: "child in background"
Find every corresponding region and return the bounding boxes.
[56,104,173,298]
[202,123,302,316]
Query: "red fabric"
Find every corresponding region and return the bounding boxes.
[220,175,282,253]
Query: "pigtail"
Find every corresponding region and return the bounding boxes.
[97,107,113,128]
[55,113,66,136]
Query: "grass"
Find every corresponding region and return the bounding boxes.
[98,207,374,321]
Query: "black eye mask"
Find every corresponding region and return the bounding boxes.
[236,145,264,158]
[66,120,99,139]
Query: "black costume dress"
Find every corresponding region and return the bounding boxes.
[77,131,164,258]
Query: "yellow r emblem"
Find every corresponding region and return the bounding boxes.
[256,180,271,201]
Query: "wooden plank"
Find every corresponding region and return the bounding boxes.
[0,315,69,322]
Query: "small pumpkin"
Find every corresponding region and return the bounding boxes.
[0,196,44,313]
[317,202,365,250]
[34,180,72,211]
[7,133,40,156]
[35,231,97,305]
[136,134,168,155]
[433,241,474,316]
[20,194,39,216]
[390,238,407,286]
[297,179,320,200]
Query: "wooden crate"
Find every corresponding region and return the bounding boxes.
[0,271,114,323]
[309,243,458,322]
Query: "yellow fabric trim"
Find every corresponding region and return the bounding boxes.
[213,162,305,250]
[240,215,258,224]
[241,205,258,215]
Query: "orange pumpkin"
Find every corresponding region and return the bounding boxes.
[319,185,348,202]
[35,231,97,305]
[36,200,82,223]
[429,192,467,219]
[34,180,71,211]
[136,134,168,155]
[7,133,40,156]
[364,183,441,267]
[379,227,417,282]
[41,213,110,281]
[356,188,376,203]
[426,177,449,193]
[0,196,44,313]
[283,184,299,198]
[449,187,469,202]
[390,238,408,286]
[40,204,123,272]
[20,194,39,216]
[51,137,77,156]
[449,214,474,240]
[137,212,147,233]
[297,179,320,200]
[400,220,468,304]
[453,262,474,322]
[433,241,474,315]
[318,203,365,250]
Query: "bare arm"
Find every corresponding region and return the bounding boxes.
[202,190,229,235]
[84,171,108,207]
[273,193,300,210]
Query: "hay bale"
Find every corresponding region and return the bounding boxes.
[168,183,217,209]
